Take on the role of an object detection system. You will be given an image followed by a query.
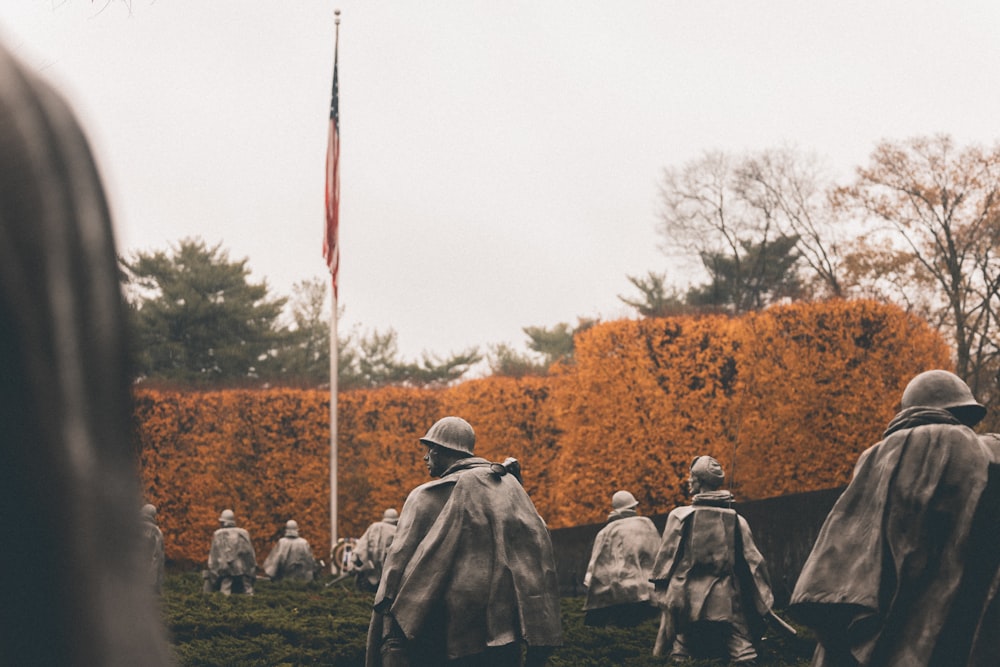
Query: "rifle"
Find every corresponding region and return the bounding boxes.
[766,609,798,637]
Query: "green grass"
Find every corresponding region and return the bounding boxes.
[162,573,814,666]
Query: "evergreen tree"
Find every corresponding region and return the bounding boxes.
[490,318,599,377]
[686,234,804,312]
[523,318,598,367]
[121,238,287,384]
[618,271,689,318]
[487,343,549,377]
[338,326,481,389]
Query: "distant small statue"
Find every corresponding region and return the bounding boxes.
[366,416,563,667]
[650,456,776,665]
[262,520,317,583]
[353,508,398,592]
[789,369,1000,666]
[140,503,165,594]
[204,509,257,595]
[582,490,661,627]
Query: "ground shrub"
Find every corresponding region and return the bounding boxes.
[162,573,812,666]
[163,573,371,666]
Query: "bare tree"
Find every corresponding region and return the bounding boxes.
[838,135,1000,402]
[658,151,748,276]
[657,149,838,312]
[738,148,847,297]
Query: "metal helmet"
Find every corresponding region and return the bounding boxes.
[141,503,157,521]
[285,520,299,537]
[218,509,236,526]
[900,370,986,427]
[611,490,639,511]
[382,508,399,524]
[690,456,725,488]
[419,416,475,456]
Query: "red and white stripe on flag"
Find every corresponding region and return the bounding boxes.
[323,117,339,299]
[323,43,340,299]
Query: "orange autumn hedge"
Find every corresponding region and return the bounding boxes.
[135,300,950,566]
[548,299,951,522]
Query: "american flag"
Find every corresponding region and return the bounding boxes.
[323,33,340,298]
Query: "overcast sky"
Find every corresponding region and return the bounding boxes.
[2,1,999,362]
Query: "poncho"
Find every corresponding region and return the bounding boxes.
[649,490,773,635]
[208,526,257,579]
[583,512,661,611]
[789,407,1000,666]
[263,536,316,582]
[354,519,396,589]
[366,457,563,665]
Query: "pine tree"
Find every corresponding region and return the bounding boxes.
[121,238,287,384]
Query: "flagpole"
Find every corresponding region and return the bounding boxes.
[330,272,338,566]
[328,8,341,571]
[330,276,339,569]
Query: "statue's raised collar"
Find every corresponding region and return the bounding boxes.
[692,489,735,508]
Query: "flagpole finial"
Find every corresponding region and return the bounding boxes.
[335,8,341,25]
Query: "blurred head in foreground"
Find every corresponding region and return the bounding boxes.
[0,40,172,665]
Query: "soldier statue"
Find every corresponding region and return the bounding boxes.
[650,456,776,664]
[204,509,257,595]
[366,416,563,667]
[790,370,1000,666]
[353,508,398,592]
[263,519,317,582]
[582,490,661,627]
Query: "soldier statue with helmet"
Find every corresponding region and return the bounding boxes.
[204,508,257,595]
[353,508,399,592]
[790,369,1000,666]
[650,456,777,665]
[366,416,563,667]
[262,519,317,582]
[582,490,661,627]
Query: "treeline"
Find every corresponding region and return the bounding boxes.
[121,135,1000,430]
[638,135,1000,425]
[135,300,949,566]
[119,240,481,389]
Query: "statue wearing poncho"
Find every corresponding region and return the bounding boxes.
[649,456,774,664]
[582,490,661,627]
[366,417,562,667]
[206,509,257,595]
[353,509,398,592]
[263,520,316,582]
[789,370,1000,667]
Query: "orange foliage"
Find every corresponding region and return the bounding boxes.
[547,300,949,525]
[549,316,745,527]
[134,300,951,563]
[136,388,331,566]
[732,300,951,499]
